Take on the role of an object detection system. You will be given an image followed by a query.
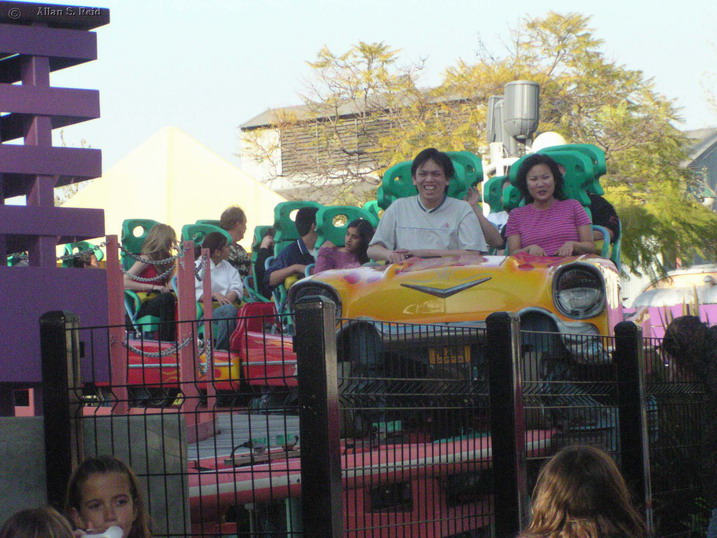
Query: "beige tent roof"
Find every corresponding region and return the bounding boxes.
[63,127,286,250]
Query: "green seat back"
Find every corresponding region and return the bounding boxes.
[181,223,232,248]
[541,144,606,194]
[195,219,221,227]
[7,253,26,266]
[446,151,483,189]
[273,201,323,243]
[62,241,105,267]
[361,200,382,226]
[377,151,483,210]
[502,184,522,212]
[315,206,377,247]
[245,224,273,302]
[121,219,160,270]
[484,175,508,213]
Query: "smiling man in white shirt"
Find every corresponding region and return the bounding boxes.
[367,148,488,264]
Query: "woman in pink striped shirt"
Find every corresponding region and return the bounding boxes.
[505,154,595,257]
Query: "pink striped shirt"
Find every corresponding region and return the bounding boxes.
[505,199,591,256]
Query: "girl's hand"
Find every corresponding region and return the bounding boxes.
[464,186,481,206]
[524,245,546,256]
[556,242,575,257]
[213,292,230,305]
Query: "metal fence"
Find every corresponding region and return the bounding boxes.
[643,336,708,536]
[39,303,707,537]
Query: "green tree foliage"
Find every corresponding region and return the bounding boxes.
[243,14,717,274]
[443,12,717,276]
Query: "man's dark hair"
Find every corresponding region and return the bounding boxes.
[202,231,228,254]
[410,147,455,180]
[514,153,567,203]
[295,206,318,236]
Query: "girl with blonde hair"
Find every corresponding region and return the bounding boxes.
[123,223,178,341]
[521,445,646,538]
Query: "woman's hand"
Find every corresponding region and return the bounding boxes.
[260,235,275,249]
[386,249,410,264]
[523,245,546,256]
[464,186,481,206]
[556,242,575,257]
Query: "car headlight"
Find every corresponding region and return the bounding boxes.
[553,265,605,319]
[288,281,342,319]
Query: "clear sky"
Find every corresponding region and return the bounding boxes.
[31,0,717,171]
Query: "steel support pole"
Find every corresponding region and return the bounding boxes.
[487,311,528,536]
[295,298,343,536]
[40,310,84,508]
[614,321,654,534]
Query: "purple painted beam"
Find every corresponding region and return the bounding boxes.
[0,145,101,176]
[0,84,100,117]
[0,205,104,238]
[0,23,97,61]
[0,2,110,30]
[0,85,100,142]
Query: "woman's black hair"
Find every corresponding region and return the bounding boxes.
[347,218,375,265]
[410,148,455,180]
[514,153,567,203]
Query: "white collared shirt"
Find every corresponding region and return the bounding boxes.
[194,258,243,300]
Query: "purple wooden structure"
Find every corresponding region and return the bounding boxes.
[0,2,110,414]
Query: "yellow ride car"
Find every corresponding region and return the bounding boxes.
[290,252,621,360]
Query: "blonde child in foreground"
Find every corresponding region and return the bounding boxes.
[65,456,151,538]
[520,445,646,538]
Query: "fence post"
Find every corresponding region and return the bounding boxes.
[200,247,214,385]
[295,298,343,537]
[176,240,202,406]
[614,321,654,534]
[105,234,128,413]
[486,312,528,536]
[40,311,84,508]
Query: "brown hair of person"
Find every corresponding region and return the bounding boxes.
[219,206,246,231]
[0,507,74,538]
[64,455,152,538]
[521,445,646,538]
[139,223,177,278]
